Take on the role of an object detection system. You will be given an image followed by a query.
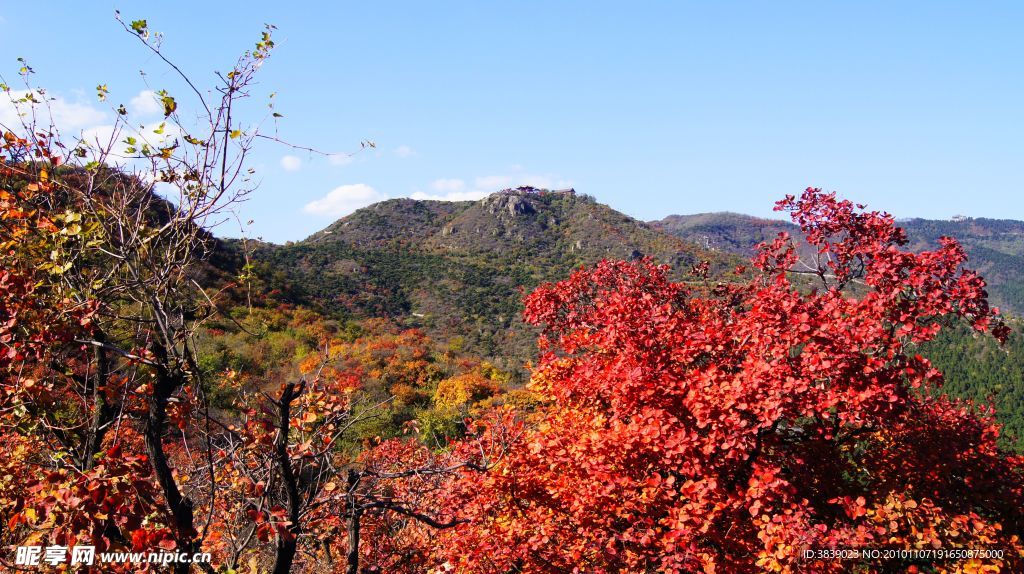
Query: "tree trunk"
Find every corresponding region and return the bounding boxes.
[144,362,197,574]
[272,382,303,574]
[345,468,362,574]
[82,330,115,470]
[271,528,298,574]
[346,509,361,574]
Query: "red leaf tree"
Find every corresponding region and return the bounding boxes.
[436,188,1024,573]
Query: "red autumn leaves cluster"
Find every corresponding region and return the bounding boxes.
[431,188,1023,572]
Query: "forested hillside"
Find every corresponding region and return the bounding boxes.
[919,323,1024,451]
[244,188,742,374]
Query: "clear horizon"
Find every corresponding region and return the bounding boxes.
[2,1,1022,242]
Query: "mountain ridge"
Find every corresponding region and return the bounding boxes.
[246,187,744,374]
[653,211,1024,315]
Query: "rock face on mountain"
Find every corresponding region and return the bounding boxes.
[252,188,741,372]
[653,212,1024,315]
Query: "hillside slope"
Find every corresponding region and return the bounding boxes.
[249,188,742,374]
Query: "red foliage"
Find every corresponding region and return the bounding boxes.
[435,188,1023,573]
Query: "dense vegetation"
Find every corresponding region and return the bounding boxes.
[920,323,1024,451]
[245,189,742,375]
[3,17,1024,573]
[427,186,1024,571]
[655,213,1024,451]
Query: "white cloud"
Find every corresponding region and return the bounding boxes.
[430,178,466,193]
[0,90,107,133]
[79,124,119,150]
[129,90,163,117]
[2,89,188,172]
[410,190,490,202]
[303,184,385,218]
[280,155,302,171]
[46,99,106,131]
[0,89,174,155]
[75,120,182,167]
[395,144,415,158]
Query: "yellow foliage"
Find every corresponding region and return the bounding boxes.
[433,372,500,411]
[298,353,321,375]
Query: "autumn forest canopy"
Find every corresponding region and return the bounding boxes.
[2,16,1024,574]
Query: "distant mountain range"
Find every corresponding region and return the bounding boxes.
[652,212,1024,316]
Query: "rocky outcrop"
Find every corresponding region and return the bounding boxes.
[482,190,538,217]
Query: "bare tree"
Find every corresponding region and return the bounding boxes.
[1,13,286,573]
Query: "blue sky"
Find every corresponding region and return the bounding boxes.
[2,2,1022,243]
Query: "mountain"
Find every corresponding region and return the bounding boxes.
[653,212,1024,316]
[653,212,797,254]
[245,188,743,375]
